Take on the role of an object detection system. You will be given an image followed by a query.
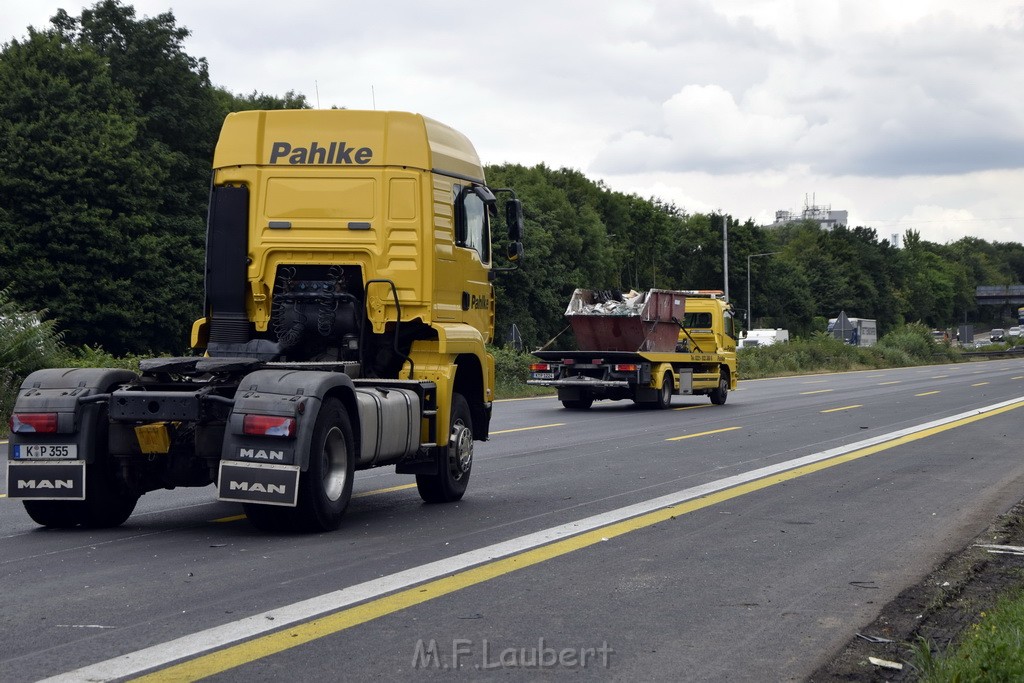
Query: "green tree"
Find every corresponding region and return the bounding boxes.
[0,26,171,354]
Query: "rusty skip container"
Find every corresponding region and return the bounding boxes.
[565,289,687,352]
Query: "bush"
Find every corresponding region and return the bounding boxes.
[490,344,551,399]
[0,288,66,431]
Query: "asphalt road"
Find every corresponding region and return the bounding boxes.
[2,359,1023,681]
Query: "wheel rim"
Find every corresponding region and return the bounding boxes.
[448,419,473,481]
[321,426,349,501]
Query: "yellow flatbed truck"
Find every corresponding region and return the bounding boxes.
[528,289,737,409]
[7,110,523,532]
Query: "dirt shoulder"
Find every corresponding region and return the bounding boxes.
[810,501,1024,681]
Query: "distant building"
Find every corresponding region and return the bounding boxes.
[770,194,848,230]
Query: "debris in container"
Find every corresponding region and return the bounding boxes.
[568,289,645,316]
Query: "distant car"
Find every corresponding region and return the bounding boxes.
[1009,326,1022,338]
[990,328,1006,342]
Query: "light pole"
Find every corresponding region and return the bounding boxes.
[747,251,780,331]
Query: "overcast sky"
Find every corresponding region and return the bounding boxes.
[4,1,1024,245]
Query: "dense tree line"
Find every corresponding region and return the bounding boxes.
[1,2,1021,357]
[0,1,307,355]
[487,164,1024,348]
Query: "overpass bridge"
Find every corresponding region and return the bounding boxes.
[976,285,1024,306]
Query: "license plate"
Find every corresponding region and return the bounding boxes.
[12,444,78,460]
[532,372,555,380]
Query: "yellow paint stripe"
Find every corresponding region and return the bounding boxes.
[666,426,741,441]
[931,375,949,379]
[490,423,564,435]
[136,399,1024,682]
[877,381,901,386]
[1013,376,1024,380]
[800,389,834,395]
[820,405,862,413]
[213,515,247,524]
[916,391,941,397]
[352,483,417,498]
[972,382,990,387]
[673,404,714,412]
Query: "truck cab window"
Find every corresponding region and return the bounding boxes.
[456,185,491,264]
[723,310,736,339]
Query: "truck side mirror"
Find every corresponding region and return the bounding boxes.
[507,241,524,263]
[505,198,524,242]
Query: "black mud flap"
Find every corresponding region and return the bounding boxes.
[7,462,86,500]
[218,461,299,507]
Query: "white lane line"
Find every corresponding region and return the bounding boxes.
[41,395,1024,683]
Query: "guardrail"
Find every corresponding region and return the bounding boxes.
[958,346,1024,359]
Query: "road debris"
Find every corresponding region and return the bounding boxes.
[868,656,903,670]
[855,633,893,644]
[975,543,1024,556]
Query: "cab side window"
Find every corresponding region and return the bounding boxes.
[723,310,736,339]
[454,184,491,264]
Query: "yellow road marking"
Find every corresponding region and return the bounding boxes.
[1013,376,1024,380]
[877,381,901,385]
[972,382,990,387]
[916,391,941,397]
[136,399,1024,682]
[801,380,827,384]
[931,375,948,379]
[673,404,714,412]
[213,515,247,523]
[800,389,834,395]
[820,405,862,413]
[490,423,564,435]
[666,426,741,441]
[353,484,417,498]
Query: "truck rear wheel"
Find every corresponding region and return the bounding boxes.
[417,393,472,503]
[655,371,673,410]
[561,397,594,410]
[710,370,729,405]
[244,397,355,532]
[23,406,138,529]
[22,471,138,529]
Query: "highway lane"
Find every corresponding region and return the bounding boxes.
[1,358,1023,681]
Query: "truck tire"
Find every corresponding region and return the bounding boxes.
[244,397,355,533]
[23,406,138,529]
[561,397,594,410]
[710,370,729,405]
[655,371,673,410]
[23,466,138,529]
[417,393,472,503]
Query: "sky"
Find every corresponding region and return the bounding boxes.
[3,0,1024,245]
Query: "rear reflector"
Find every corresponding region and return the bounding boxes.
[243,414,296,437]
[10,413,58,434]
[614,364,639,372]
[529,363,552,372]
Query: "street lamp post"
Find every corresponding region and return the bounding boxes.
[747,251,780,331]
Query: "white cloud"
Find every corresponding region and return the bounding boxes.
[2,0,1024,244]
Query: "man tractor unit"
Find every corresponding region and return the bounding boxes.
[528,289,738,409]
[7,110,524,532]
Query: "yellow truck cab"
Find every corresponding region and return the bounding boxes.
[8,110,524,532]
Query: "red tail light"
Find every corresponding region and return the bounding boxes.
[530,363,552,372]
[243,414,296,437]
[10,413,58,434]
[614,364,639,372]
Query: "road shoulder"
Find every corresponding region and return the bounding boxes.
[812,500,1024,681]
